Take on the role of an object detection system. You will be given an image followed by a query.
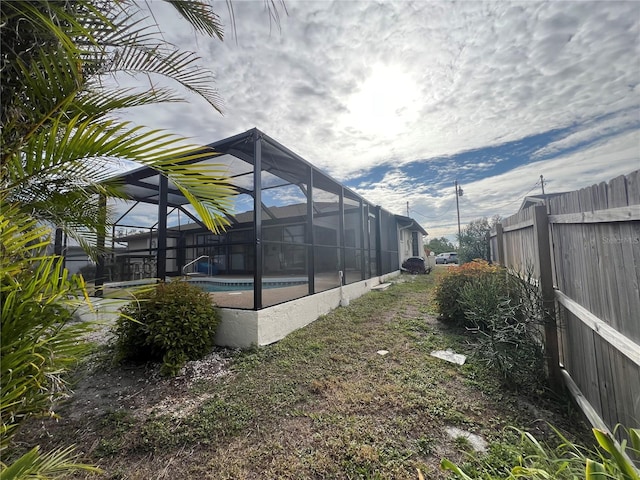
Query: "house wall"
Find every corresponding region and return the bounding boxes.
[398,227,416,262]
[122,235,178,276]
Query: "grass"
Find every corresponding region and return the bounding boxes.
[11,270,590,479]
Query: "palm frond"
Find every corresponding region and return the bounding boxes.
[75,86,184,118]
[105,44,223,113]
[1,206,94,449]
[20,189,122,257]
[1,49,83,164]
[164,1,224,40]
[0,1,105,60]
[155,159,236,233]
[0,445,101,477]
[5,113,235,234]
[2,0,238,244]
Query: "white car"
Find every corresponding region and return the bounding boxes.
[435,252,458,264]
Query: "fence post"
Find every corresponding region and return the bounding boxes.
[532,205,562,393]
[495,223,505,265]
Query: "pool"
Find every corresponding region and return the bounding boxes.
[103,277,308,294]
[186,277,308,293]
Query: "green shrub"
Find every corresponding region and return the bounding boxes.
[115,281,220,376]
[459,273,545,391]
[435,261,546,391]
[434,260,502,326]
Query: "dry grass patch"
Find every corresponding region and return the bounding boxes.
[9,271,590,479]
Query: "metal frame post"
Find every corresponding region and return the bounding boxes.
[253,131,263,310]
[94,194,107,296]
[307,168,315,294]
[54,228,66,270]
[375,206,383,276]
[156,175,168,280]
[359,201,365,280]
[177,233,186,275]
[54,228,63,255]
[339,188,345,284]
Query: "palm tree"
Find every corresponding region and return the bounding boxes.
[1,1,284,476]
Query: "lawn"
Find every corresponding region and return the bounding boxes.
[12,269,589,479]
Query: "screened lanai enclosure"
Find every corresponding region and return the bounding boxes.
[90,129,424,311]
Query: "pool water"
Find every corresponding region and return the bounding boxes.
[103,277,308,294]
[194,283,251,292]
[188,279,307,293]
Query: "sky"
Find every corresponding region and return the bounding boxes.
[114,0,640,242]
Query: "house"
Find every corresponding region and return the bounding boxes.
[395,215,428,260]
[78,129,428,347]
[519,193,568,212]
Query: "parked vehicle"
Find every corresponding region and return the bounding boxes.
[402,256,431,274]
[435,252,458,264]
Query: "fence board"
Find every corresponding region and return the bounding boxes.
[595,334,619,430]
[564,307,602,418]
[502,219,534,232]
[578,187,600,320]
[608,343,640,430]
[608,176,632,332]
[628,170,640,204]
[555,291,640,365]
[627,220,640,343]
[550,205,640,223]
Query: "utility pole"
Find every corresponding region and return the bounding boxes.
[454,180,463,248]
[406,201,409,217]
[540,175,546,195]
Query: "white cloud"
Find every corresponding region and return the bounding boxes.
[109,0,639,238]
[417,129,640,240]
[118,1,637,171]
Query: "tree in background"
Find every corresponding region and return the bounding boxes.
[425,236,456,255]
[458,216,501,264]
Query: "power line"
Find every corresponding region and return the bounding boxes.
[409,196,457,220]
[489,180,541,211]
[409,177,543,224]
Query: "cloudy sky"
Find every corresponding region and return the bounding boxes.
[117,0,640,242]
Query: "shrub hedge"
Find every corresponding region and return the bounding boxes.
[435,259,546,392]
[115,281,220,376]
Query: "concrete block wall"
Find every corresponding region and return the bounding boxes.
[215,271,400,348]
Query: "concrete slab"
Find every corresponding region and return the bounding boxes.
[445,426,488,453]
[430,349,466,365]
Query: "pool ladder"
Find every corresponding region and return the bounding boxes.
[182,255,210,276]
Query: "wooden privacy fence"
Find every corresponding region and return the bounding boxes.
[489,170,640,435]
